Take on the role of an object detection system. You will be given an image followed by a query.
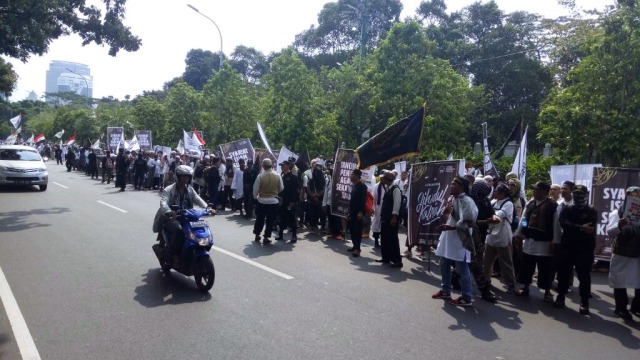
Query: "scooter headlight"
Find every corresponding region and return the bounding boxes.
[198,237,209,246]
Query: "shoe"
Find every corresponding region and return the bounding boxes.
[630,306,640,317]
[402,250,413,258]
[615,309,633,320]
[335,234,343,241]
[579,303,590,315]
[361,233,369,238]
[289,239,297,244]
[275,232,284,241]
[515,288,530,297]
[119,189,125,192]
[347,247,355,252]
[481,289,498,303]
[262,237,272,244]
[374,259,390,263]
[506,285,515,294]
[432,290,451,300]
[449,296,473,307]
[254,235,261,243]
[553,295,566,309]
[352,250,360,257]
[543,293,554,303]
[374,243,381,249]
[389,262,403,268]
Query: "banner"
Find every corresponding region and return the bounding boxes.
[54,129,65,139]
[510,126,528,194]
[330,148,358,218]
[355,105,425,169]
[107,127,124,152]
[135,130,153,151]
[407,160,465,247]
[482,122,500,179]
[591,167,640,260]
[256,122,275,158]
[91,139,100,149]
[220,138,255,165]
[126,135,140,152]
[550,164,601,194]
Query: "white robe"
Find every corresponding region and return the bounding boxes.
[230,168,244,199]
[371,182,386,233]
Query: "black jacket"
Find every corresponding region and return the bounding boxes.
[559,204,597,251]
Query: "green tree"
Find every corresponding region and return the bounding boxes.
[0,0,141,61]
[201,65,257,146]
[261,48,321,152]
[182,49,221,91]
[132,97,166,142]
[228,45,269,84]
[162,81,201,146]
[0,59,17,97]
[539,2,640,166]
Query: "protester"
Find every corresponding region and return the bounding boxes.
[243,159,258,219]
[133,152,147,190]
[276,160,299,243]
[468,179,498,302]
[371,174,386,249]
[375,170,403,268]
[554,185,597,315]
[606,186,640,320]
[323,160,343,240]
[432,176,478,307]
[205,157,222,207]
[347,169,367,257]
[252,158,284,244]
[115,148,129,192]
[514,181,559,303]
[484,183,517,294]
[222,157,235,211]
[550,184,561,202]
[231,159,246,216]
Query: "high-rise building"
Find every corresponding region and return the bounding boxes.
[45,61,93,102]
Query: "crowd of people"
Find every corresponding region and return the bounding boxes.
[52,144,639,320]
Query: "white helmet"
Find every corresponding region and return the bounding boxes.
[176,165,194,178]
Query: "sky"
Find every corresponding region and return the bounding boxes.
[5,0,615,102]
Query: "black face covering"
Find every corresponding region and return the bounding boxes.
[573,193,588,207]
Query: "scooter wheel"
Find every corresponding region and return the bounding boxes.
[152,244,171,273]
[194,257,215,292]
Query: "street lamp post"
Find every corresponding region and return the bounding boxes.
[65,68,90,99]
[187,4,224,71]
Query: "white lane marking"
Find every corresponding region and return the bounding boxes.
[212,246,294,280]
[52,182,68,189]
[0,265,41,360]
[97,200,128,213]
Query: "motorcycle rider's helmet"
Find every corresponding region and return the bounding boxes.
[176,165,194,183]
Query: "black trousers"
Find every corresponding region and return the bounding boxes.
[221,185,233,209]
[556,247,594,301]
[254,203,278,238]
[614,288,640,311]
[326,205,342,235]
[349,216,363,251]
[380,221,401,263]
[279,204,298,233]
[243,186,254,217]
[134,172,145,188]
[517,252,553,290]
[164,218,184,255]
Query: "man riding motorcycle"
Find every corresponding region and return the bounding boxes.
[154,165,216,267]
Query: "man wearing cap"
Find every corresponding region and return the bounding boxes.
[252,158,284,244]
[514,181,560,302]
[554,185,597,314]
[375,170,403,267]
[276,160,299,243]
[347,169,368,257]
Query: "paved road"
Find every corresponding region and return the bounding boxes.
[0,164,639,359]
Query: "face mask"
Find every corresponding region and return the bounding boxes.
[573,193,588,207]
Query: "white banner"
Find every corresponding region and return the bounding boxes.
[257,122,275,158]
[550,164,602,194]
[511,126,528,194]
[276,146,298,174]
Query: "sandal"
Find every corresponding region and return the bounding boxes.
[515,288,529,297]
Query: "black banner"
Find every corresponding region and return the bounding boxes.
[135,130,153,151]
[331,149,358,218]
[220,138,255,165]
[591,167,640,259]
[355,105,425,169]
[407,160,462,246]
[106,127,123,152]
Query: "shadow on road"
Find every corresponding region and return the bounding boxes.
[0,207,70,233]
[441,299,523,342]
[133,268,212,308]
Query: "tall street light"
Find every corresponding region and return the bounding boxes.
[187,4,224,71]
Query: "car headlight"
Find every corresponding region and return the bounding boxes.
[38,167,46,172]
[0,165,6,171]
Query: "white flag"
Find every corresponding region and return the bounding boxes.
[26,133,34,144]
[257,122,275,158]
[183,130,200,150]
[92,139,100,149]
[447,153,454,160]
[9,114,21,129]
[4,133,17,145]
[127,135,140,152]
[55,129,65,138]
[276,146,298,174]
[176,139,185,155]
[482,122,500,179]
[510,126,528,194]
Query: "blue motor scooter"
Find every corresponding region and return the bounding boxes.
[152,207,216,292]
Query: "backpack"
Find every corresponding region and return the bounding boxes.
[365,191,374,216]
[105,158,113,169]
[496,198,518,232]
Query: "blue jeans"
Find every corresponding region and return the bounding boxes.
[441,257,473,302]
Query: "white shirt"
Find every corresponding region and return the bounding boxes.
[514,199,560,256]
[486,198,514,247]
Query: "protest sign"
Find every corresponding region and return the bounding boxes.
[107,127,124,152]
[220,138,255,165]
[135,130,153,151]
[550,164,601,195]
[330,149,358,218]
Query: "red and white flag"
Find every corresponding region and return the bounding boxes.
[65,134,76,145]
[34,133,45,143]
[192,128,206,146]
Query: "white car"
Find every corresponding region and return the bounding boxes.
[0,145,49,191]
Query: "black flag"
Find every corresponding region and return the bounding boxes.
[355,105,425,169]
